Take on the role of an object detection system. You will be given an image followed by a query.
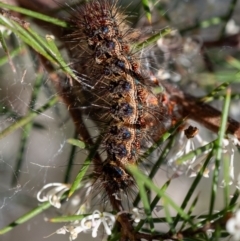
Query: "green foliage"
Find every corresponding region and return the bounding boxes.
[0,0,239,240]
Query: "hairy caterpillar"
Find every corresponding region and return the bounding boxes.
[3,1,240,241]
[65,0,167,211]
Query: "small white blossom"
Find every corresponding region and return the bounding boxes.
[56,226,68,235]
[81,210,116,238]
[226,210,240,240]
[221,134,240,188]
[132,208,141,223]
[228,134,240,147]
[37,183,70,208]
[225,19,240,35]
[206,229,215,238]
[117,208,145,223]
[55,210,115,240]
[55,223,91,241]
[168,126,240,182]
[167,124,210,178]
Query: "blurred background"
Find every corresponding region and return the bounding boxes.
[0,0,240,240]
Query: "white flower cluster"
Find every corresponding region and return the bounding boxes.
[168,124,240,185]
[37,182,142,239]
[55,207,142,240]
[167,124,210,178]
[56,210,116,240]
[37,182,70,208]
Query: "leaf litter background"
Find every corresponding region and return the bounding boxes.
[0,0,240,240]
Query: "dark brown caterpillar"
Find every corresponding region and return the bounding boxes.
[66,0,166,210]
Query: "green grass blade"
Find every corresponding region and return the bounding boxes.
[163,198,174,233]
[129,166,190,222]
[135,181,155,232]
[0,2,67,27]
[200,81,231,103]
[67,138,86,149]
[135,27,172,51]
[142,118,184,160]
[0,96,58,140]
[149,137,175,179]
[141,0,151,22]
[50,214,87,223]
[0,17,56,62]
[135,180,171,232]
[134,121,181,207]
[179,194,199,231]
[0,14,78,83]
[0,201,51,234]
[64,132,79,183]
[209,88,231,218]
[230,189,240,206]
[68,136,102,197]
[226,55,240,70]
[176,141,214,165]
[223,155,230,208]
[173,150,214,228]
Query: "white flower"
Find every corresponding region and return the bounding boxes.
[167,124,210,178]
[205,228,215,238]
[225,19,240,35]
[55,223,91,241]
[168,126,240,182]
[221,134,240,188]
[226,210,240,240]
[81,210,116,238]
[131,208,141,223]
[117,207,145,223]
[37,183,70,208]
[55,210,116,240]
[228,134,240,147]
